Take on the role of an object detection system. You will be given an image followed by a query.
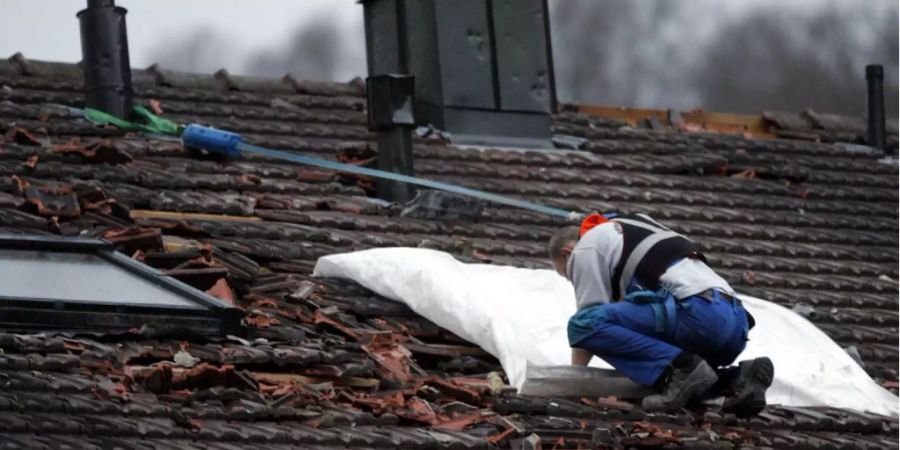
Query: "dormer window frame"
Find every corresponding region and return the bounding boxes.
[0,234,242,336]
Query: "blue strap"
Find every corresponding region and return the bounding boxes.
[625,288,677,339]
[649,302,666,333]
[235,141,579,219]
[623,289,660,304]
[662,294,677,341]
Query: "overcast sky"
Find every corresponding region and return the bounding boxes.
[0,0,896,116]
[0,1,366,80]
[0,0,820,77]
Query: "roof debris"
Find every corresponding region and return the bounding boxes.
[0,56,895,448]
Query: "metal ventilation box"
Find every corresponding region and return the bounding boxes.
[363,0,557,148]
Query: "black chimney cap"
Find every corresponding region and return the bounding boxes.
[866,64,883,79]
[366,74,415,131]
[87,0,116,7]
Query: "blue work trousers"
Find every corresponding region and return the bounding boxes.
[572,294,749,386]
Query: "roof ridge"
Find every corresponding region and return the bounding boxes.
[563,102,898,138]
[1,52,366,97]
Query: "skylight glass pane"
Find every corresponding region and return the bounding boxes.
[0,248,201,308]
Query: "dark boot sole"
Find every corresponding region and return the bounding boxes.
[723,357,774,417]
[643,361,719,413]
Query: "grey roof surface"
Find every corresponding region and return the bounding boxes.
[0,54,897,448]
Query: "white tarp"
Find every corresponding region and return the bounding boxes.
[313,247,899,417]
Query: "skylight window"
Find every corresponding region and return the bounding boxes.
[0,234,241,335]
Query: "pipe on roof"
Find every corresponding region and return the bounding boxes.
[77,0,133,119]
[865,64,886,154]
[367,74,417,203]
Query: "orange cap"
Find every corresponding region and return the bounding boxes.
[579,213,608,237]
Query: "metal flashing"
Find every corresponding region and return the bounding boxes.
[519,364,652,399]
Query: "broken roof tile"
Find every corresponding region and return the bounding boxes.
[0,57,895,448]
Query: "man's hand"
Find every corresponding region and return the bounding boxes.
[571,347,592,366]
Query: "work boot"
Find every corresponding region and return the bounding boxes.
[722,357,774,417]
[642,354,718,413]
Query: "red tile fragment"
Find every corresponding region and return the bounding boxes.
[233,174,262,186]
[434,410,492,431]
[100,227,164,254]
[369,317,414,335]
[149,99,164,114]
[790,187,810,198]
[80,197,117,215]
[206,278,236,306]
[93,379,133,401]
[313,309,363,339]
[631,421,678,441]
[352,390,406,412]
[52,139,133,164]
[73,184,117,215]
[3,127,41,146]
[246,294,310,322]
[331,199,373,215]
[21,186,81,218]
[296,169,335,183]
[140,363,174,394]
[731,169,756,178]
[172,255,216,270]
[246,311,281,328]
[360,332,413,382]
[171,362,236,390]
[551,437,565,450]
[248,295,279,308]
[11,175,29,193]
[722,431,743,441]
[336,146,377,192]
[743,271,757,285]
[445,377,498,395]
[416,376,481,405]
[403,396,438,424]
[62,340,86,352]
[485,425,517,445]
[337,145,376,164]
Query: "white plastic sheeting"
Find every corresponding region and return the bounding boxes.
[314,248,899,417]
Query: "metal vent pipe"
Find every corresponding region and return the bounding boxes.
[367,74,417,203]
[77,0,133,119]
[865,64,885,153]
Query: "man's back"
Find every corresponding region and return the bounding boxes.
[567,214,733,310]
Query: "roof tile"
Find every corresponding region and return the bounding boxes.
[0,57,895,447]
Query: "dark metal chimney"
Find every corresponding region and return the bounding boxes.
[362,0,556,148]
[77,0,133,119]
[866,64,886,153]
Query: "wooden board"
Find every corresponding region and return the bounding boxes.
[130,210,261,222]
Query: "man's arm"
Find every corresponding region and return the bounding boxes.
[571,347,593,366]
[570,245,614,308]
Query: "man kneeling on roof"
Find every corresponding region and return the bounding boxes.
[548,212,774,415]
